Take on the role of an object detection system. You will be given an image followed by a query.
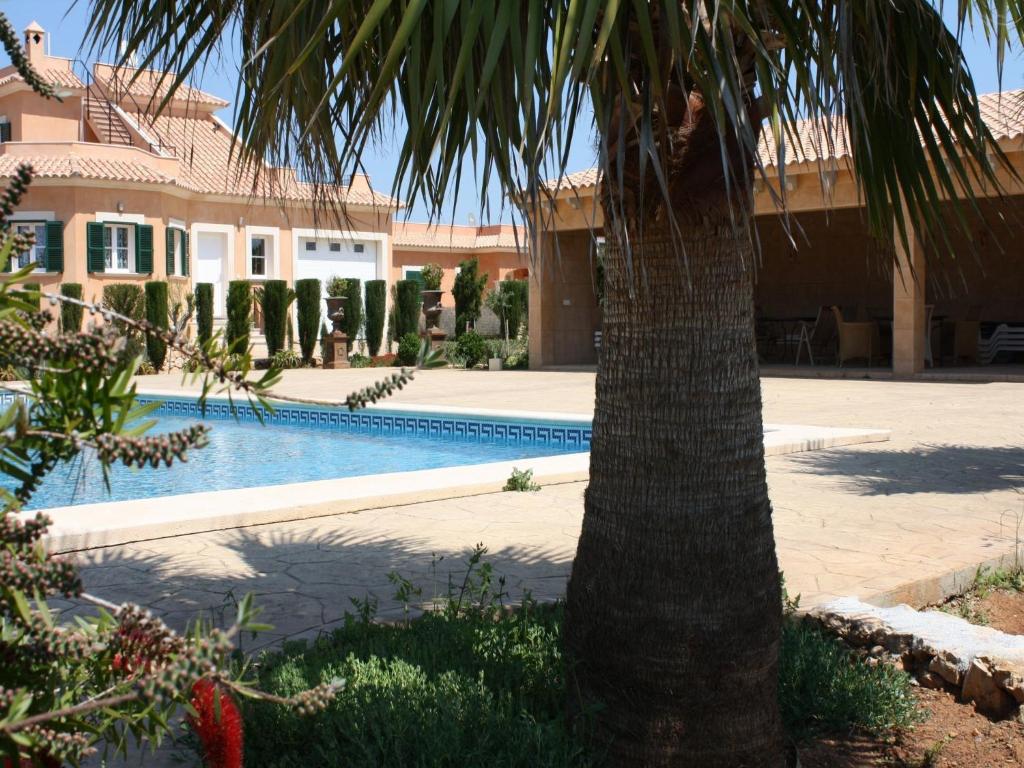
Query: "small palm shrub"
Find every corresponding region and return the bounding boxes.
[365,279,386,356]
[270,347,303,369]
[504,467,540,492]
[456,330,487,368]
[59,282,83,332]
[143,280,169,371]
[394,279,421,338]
[452,257,488,337]
[295,278,321,364]
[226,280,252,353]
[195,282,214,344]
[261,279,290,356]
[396,331,421,366]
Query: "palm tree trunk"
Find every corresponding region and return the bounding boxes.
[564,198,785,765]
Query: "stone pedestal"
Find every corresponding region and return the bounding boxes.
[422,326,447,350]
[321,331,350,369]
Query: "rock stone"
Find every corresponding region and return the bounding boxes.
[991,664,1024,705]
[929,651,965,686]
[962,658,1017,719]
[917,671,945,689]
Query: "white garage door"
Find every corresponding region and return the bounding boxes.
[294,238,379,330]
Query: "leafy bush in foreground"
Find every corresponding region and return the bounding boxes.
[243,559,921,768]
[456,330,488,368]
[396,331,421,366]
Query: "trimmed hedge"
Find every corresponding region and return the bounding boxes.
[453,257,488,337]
[101,283,144,332]
[261,280,289,357]
[502,279,528,338]
[343,278,363,342]
[396,332,421,366]
[394,279,421,339]
[226,280,252,353]
[144,281,169,371]
[195,283,214,345]
[364,279,386,356]
[295,278,322,364]
[59,283,83,333]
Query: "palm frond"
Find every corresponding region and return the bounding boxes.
[80,0,1024,259]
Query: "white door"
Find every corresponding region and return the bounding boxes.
[294,238,378,330]
[195,232,228,316]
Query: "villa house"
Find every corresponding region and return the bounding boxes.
[0,22,527,343]
[527,92,1024,375]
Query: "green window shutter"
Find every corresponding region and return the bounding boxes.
[86,221,105,273]
[165,227,175,276]
[406,270,425,288]
[182,231,190,276]
[45,220,64,272]
[136,223,154,274]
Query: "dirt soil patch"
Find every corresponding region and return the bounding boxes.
[800,688,1024,767]
[975,590,1024,634]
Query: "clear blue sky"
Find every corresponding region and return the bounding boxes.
[0,1,1018,224]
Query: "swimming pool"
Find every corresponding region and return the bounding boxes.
[8,395,592,511]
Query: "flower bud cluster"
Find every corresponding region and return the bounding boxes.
[94,424,209,469]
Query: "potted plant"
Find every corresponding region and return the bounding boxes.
[420,263,444,331]
[324,275,348,333]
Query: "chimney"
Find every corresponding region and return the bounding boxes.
[24,21,46,65]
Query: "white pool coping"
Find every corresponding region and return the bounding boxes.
[27,391,890,552]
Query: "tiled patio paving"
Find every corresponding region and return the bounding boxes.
[56,370,1024,648]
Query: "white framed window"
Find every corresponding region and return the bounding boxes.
[329,242,341,252]
[170,228,184,275]
[12,222,46,270]
[353,243,365,253]
[104,224,133,273]
[304,240,316,251]
[251,236,267,276]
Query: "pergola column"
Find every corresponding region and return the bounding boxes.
[892,217,927,375]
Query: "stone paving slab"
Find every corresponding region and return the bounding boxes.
[56,371,1024,649]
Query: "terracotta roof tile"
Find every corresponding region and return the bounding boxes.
[0,63,84,91]
[545,89,1024,188]
[93,65,228,108]
[0,155,175,184]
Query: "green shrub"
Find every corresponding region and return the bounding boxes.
[270,347,303,370]
[261,280,290,356]
[143,281,169,371]
[365,279,386,356]
[397,331,421,366]
[195,282,214,344]
[101,283,145,332]
[325,275,348,298]
[778,619,921,739]
[350,353,372,368]
[503,279,528,338]
[504,467,540,492]
[294,278,321,364]
[452,257,488,337]
[225,280,252,352]
[456,330,488,368]
[343,277,363,341]
[421,262,444,290]
[17,283,40,311]
[59,283,83,333]
[394,279,421,339]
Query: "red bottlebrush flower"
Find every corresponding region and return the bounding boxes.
[187,679,244,768]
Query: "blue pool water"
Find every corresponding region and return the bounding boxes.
[9,397,591,510]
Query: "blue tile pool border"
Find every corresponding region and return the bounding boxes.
[0,392,592,451]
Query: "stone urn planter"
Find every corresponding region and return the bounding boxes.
[420,289,447,348]
[321,296,350,369]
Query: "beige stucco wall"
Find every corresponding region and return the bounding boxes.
[0,89,82,143]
